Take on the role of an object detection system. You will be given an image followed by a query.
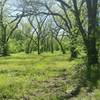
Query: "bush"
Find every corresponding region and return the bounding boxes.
[8,39,24,53]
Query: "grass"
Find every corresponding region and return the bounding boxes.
[0,52,99,100]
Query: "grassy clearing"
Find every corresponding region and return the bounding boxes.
[0,53,68,100]
[0,52,99,100]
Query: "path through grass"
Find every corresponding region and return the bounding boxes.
[0,52,100,100]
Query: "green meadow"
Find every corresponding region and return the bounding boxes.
[0,52,99,100]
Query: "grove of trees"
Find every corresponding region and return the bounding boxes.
[0,0,100,94]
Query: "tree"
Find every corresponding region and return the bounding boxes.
[56,0,99,86]
[34,0,79,58]
[50,24,66,54]
[28,15,48,54]
[52,15,78,57]
[20,21,34,53]
[0,0,23,56]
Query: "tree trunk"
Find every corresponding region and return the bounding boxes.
[1,31,9,56]
[37,37,40,54]
[70,33,78,59]
[70,46,77,59]
[87,40,98,65]
[85,37,99,86]
[55,38,66,54]
[25,39,33,54]
[46,38,49,52]
[59,42,66,54]
[51,35,54,53]
[2,42,9,56]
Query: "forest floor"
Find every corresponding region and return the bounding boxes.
[0,52,100,100]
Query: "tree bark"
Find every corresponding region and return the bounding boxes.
[86,39,98,65]
[70,47,77,59]
[51,35,54,53]
[2,42,9,56]
[1,29,9,56]
[85,37,99,85]
[55,38,66,54]
[25,39,33,54]
[37,37,40,54]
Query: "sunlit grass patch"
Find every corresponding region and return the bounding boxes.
[0,52,99,100]
[0,52,70,99]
